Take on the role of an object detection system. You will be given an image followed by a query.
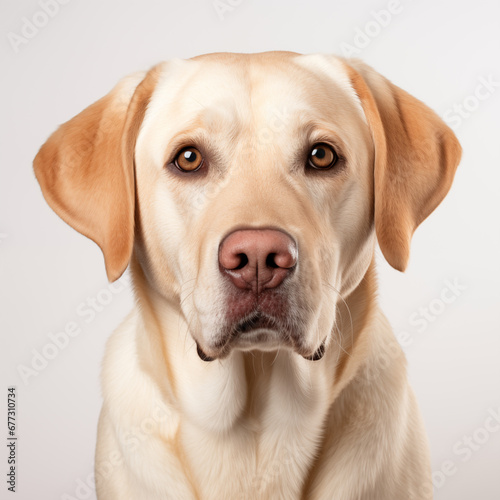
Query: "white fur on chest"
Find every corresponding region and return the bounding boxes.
[179,353,332,500]
[99,312,333,499]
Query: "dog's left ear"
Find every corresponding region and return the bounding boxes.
[343,59,462,272]
[34,65,161,282]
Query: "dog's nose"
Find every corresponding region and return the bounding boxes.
[219,229,297,292]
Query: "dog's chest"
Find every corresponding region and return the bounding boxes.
[179,354,331,499]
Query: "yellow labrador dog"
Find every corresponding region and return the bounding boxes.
[34,52,461,499]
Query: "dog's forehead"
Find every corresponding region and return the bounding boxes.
[145,52,366,136]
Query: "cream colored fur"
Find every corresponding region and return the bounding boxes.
[33,52,461,499]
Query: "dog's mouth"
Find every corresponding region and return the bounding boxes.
[234,311,278,334]
[195,310,327,362]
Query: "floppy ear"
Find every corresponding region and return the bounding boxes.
[33,65,161,281]
[343,59,462,271]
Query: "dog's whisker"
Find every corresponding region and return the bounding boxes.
[322,280,354,358]
[271,346,280,366]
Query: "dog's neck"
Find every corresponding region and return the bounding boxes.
[129,255,378,433]
[127,256,379,496]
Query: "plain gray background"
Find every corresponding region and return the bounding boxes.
[1,0,499,498]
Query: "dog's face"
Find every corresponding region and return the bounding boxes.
[135,53,374,360]
[34,52,461,362]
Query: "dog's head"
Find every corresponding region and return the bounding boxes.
[34,52,461,361]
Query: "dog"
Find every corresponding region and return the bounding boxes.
[34,51,461,499]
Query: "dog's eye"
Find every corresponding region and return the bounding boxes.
[308,143,338,170]
[174,147,204,172]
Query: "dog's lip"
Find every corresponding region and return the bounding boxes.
[233,312,277,334]
[196,343,215,362]
[195,310,328,362]
[196,336,327,362]
[195,321,279,361]
[302,339,326,361]
[231,312,328,362]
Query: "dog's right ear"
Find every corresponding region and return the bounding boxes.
[34,65,161,282]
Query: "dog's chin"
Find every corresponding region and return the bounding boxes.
[232,328,284,352]
[195,313,327,362]
[233,330,327,361]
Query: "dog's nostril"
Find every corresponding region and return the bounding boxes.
[219,229,297,291]
[266,253,279,268]
[234,253,248,270]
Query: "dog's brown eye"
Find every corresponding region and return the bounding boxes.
[308,143,338,170]
[174,147,204,172]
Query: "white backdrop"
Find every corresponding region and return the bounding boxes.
[1,0,499,499]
